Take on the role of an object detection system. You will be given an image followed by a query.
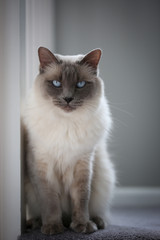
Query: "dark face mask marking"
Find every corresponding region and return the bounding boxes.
[37,47,102,112]
[43,62,101,112]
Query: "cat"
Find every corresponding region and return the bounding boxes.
[22,47,115,235]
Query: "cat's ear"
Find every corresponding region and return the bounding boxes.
[80,49,102,71]
[38,47,59,72]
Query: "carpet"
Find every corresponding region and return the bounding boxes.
[18,207,160,240]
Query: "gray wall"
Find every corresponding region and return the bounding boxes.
[0,0,21,238]
[55,0,160,187]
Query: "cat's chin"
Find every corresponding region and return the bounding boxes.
[60,105,76,113]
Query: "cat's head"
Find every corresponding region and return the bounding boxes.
[35,47,103,113]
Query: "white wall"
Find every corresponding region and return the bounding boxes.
[0,0,56,238]
[21,0,56,98]
[0,0,21,239]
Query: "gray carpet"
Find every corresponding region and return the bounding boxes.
[18,207,160,240]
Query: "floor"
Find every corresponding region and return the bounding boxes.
[18,207,160,240]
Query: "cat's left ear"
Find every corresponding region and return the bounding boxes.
[38,47,59,73]
[80,49,102,72]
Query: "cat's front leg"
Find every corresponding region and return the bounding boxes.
[40,190,64,235]
[31,162,64,235]
[70,158,98,233]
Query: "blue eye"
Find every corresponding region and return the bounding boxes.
[52,80,61,87]
[76,81,86,88]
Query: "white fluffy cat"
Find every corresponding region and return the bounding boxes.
[22,47,115,235]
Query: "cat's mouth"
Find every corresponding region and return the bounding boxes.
[55,102,77,112]
[53,99,82,112]
[62,104,75,112]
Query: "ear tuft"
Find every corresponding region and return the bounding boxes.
[80,49,102,70]
[38,47,59,72]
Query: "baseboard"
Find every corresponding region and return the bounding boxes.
[113,187,160,207]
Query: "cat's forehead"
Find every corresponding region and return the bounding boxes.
[60,63,80,83]
[43,53,98,82]
[45,61,81,81]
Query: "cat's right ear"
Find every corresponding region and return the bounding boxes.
[38,47,59,73]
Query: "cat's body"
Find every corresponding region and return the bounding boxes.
[22,47,115,235]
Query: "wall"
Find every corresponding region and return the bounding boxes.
[0,0,56,238]
[55,0,160,187]
[0,0,21,239]
[20,0,56,98]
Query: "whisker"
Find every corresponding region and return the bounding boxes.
[108,101,134,118]
[112,117,129,128]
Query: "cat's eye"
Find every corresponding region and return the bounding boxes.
[52,80,61,87]
[76,81,86,88]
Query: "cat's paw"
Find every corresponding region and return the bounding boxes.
[92,216,105,229]
[70,220,98,233]
[41,222,65,235]
[26,217,42,230]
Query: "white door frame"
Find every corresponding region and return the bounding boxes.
[0,0,21,239]
[0,0,55,239]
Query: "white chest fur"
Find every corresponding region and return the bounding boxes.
[29,107,104,158]
[23,93,111,185]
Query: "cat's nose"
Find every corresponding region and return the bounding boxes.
[63,97,74,103]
